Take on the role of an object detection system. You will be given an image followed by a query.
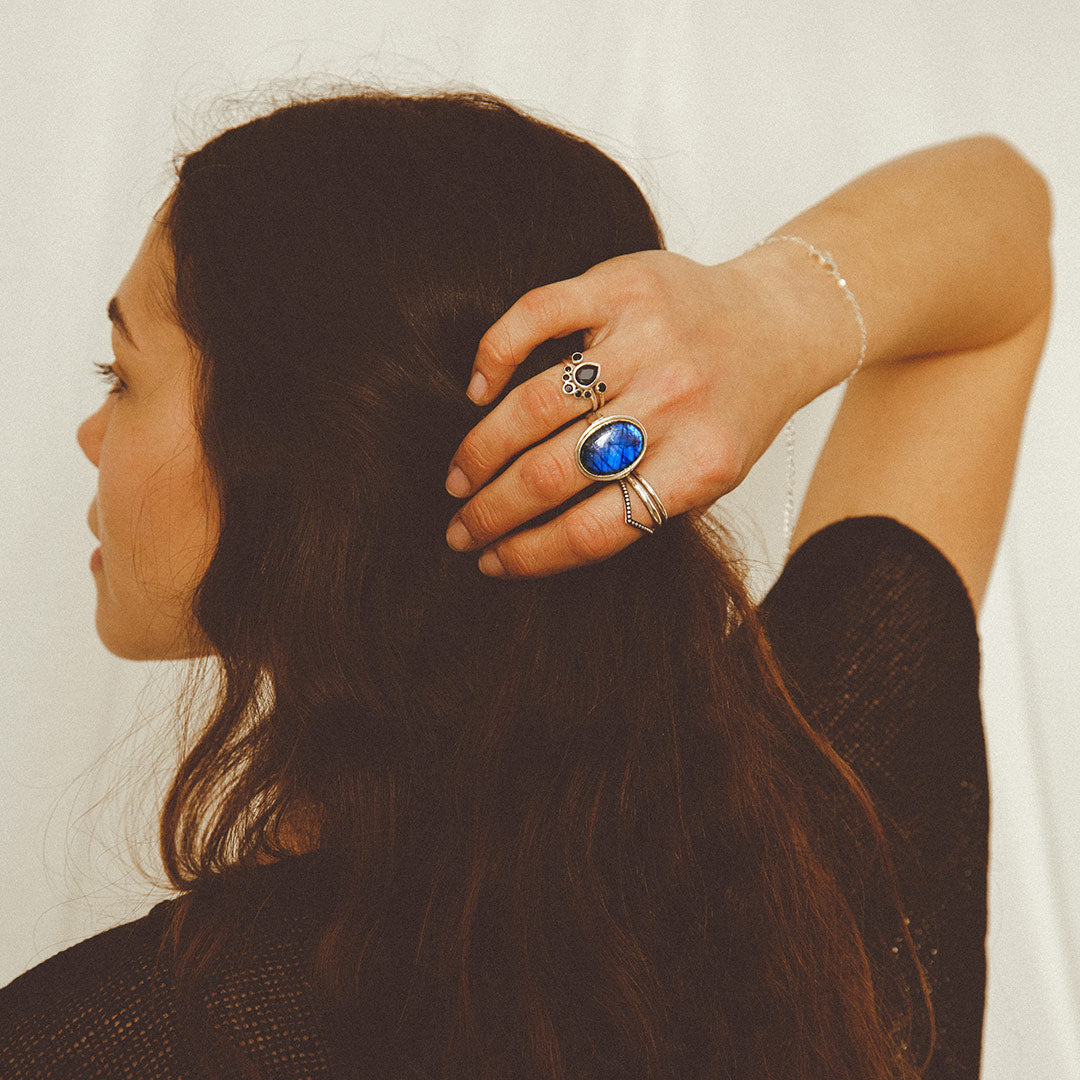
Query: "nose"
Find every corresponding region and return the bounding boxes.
[77,401,106,468]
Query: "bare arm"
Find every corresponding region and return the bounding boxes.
[746,135,1052,393]
[446,135,1053,610]
[740,135,1052,610]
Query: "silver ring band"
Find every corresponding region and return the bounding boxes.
[564,351,667,535]
[624,471,668,526]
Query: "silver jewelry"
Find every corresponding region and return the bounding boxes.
[782,416,795,554]
[562,351,606,412]
[617,478,656,533]
[749,233,868,555]
[574,408,664,538]
[624,471,668,526]
[565,353,667,536]
[751,235,867,381]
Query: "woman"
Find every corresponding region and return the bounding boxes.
[0,88,1052,1079]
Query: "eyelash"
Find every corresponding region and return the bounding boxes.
[93,361,127,395]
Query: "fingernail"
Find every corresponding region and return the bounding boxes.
[466,371,488,403]
[445,465,471,497]
[446,516,474,551]
[478,549,506,577]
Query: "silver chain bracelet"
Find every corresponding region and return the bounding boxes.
[748,233,868,556]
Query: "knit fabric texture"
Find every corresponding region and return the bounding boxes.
[0,514,988,1078]
[759,515,988,1077]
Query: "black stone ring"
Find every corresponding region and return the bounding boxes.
[561,351,606,412]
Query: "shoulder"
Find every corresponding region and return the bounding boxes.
[0,854,335,1078]
[766,513,977,630]
[0,899,175,1013]
[757,514,985,805]
[760,514,980,689]
[0,898,187,1075]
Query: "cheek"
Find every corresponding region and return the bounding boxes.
[95,435,149,558]
[97,423,215,590]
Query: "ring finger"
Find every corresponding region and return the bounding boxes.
[475,460,677,578]
[447,401,670,570]
[446,346,635,500]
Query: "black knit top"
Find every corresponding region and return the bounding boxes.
[0,515,989,1078]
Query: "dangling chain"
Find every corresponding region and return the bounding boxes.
[748,234,868,556]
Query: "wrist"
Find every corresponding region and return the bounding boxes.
[727,236,868,410]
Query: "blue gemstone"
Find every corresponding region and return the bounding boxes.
[578,419,645,477]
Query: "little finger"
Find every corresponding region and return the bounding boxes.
[476,465,677,579]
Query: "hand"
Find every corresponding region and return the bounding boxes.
[443,248,814,578]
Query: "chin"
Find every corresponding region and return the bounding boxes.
[95,609,215,662]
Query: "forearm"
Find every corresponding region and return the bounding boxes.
[735,135,1053,405]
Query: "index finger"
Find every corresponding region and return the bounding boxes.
[469,275,603,405]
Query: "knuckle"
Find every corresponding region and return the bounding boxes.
[476,326,515,377]
[623,259,675,311]
[562,502,612,563]
[490,537,534,578]
[474,282,571,388]
[690,436,739,491]
[629,260,666,298]
[519,446,570,501]
[454,430,495,479]
[602,256,652,296]
[515,377,562,428]
[519,283,564,324]
[460,496,501,545]
[652,361,701,410]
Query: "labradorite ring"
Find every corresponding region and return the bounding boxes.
[572,408,668,535]
[562,351,606,412]
[565,350,668,534]
[575,412,647,482]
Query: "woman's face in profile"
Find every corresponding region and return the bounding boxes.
[77,204,219,661]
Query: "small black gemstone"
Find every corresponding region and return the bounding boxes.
[575,390,582,397]
[563,384,573,393]
[584,390,591,397]
[571,352,583,362]
[575,363,599,387]
[597,382,606,393]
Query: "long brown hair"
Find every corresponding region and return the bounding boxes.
[156,86,932,1078]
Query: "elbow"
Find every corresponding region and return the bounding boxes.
[970,133,1053,314]
[971,133,1053,240]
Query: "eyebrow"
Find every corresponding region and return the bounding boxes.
[107,296,139,349]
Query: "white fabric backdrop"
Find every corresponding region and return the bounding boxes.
[2,1,1077,1073]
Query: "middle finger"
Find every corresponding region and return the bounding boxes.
[445,407,606,552]
[446,376,660,556]
[446,349,622,499]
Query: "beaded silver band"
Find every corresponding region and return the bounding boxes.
[748,233,869,555]
[617,478,656,533]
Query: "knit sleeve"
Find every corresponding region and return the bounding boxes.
[0,858,336,1079]
[0,901,201,1078]
[758,514,989,1078]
